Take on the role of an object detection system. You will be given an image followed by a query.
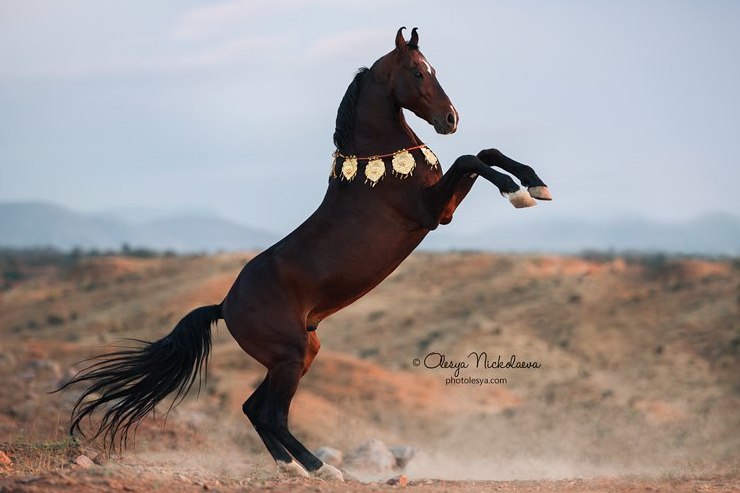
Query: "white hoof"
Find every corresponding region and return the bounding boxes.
[277,460,310,479]
[313,463,344,482]
[528,185,552,200]
[504,189,537,208]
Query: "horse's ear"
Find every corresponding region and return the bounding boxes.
[409,27,419,48]
[395,26,407,51]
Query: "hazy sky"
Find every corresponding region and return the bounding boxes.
[1,1,739,235]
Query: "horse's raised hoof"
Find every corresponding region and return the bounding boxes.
[277,460,310,479]
[504,189,537,208]
[528,186,552,201]
[313,463,345,482]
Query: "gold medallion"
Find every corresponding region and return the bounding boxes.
[365,158,386,186]
[421,146,439,168]
[331,145,437,186]
[341,157,358,181]
[391,151,416,177]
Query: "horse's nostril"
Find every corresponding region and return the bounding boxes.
[446,112,456,126]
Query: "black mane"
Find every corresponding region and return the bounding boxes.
[333,67,369,154]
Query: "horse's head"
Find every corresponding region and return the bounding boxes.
[375,27,458,135]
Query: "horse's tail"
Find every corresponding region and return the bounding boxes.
[55,304,222,449]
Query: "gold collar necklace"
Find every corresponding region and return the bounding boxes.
[330,144,439,187]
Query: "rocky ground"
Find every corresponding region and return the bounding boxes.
[0,250,738,491]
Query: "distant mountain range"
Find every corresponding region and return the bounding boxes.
[0,201,738,255]
[423,212,740,255]
[0,202,277,252]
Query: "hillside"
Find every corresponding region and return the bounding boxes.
[0,251,737,491]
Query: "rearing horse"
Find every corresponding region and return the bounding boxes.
[59,28,550,481]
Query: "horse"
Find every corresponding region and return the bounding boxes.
[58,27,551,481]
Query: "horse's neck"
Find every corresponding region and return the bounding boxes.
[352,80,420,156]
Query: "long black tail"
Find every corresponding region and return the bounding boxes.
[56,304,222,449]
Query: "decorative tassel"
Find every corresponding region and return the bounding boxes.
[330,153,337,179]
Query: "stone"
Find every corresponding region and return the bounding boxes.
[0,450,12,467]
[93,454,109,466]
[344,438,396,476]
[0,352,16,371]
[389,445,415,470]
[387,474,408,486]
[27,359,62,380]
[73,455,95,469]
[314,446,343,467]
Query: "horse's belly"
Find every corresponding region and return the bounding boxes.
[284,229,428,324]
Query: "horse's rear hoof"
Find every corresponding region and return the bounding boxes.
[313,463,345,482]
[528,186,552,200]
[504,189,537,208]
[277,460,310,479]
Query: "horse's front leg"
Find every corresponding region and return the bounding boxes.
[422,154,534,229]
[477,148,552,200]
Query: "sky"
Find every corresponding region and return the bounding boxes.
[1,1,739,236]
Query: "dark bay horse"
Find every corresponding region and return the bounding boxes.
[59,27,550,481]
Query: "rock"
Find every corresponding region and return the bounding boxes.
[93,454,109,466]
[387,474,408,486]
[0,352,16,371]
[81,448,99,461]
[27,359,62,380]
[0,450,12,467]
[73,455,95,469]
[344,438,397,476]
[315,446,343,467]
[389,445,415,470]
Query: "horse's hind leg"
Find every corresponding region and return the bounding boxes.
[261,356,343,481]
[241,328,341,480]
[477,148,552,200]
[242,377,309,478]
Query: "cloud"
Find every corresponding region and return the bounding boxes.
[171,0,311,41]
[0,35,283,78]
[303,29,389,64]
[161,35,285,70]
[170,0,394,41]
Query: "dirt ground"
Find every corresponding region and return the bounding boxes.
[0,250,738,491]
[2,469,739,493]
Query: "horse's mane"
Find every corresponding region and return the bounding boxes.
[333,67,370,154]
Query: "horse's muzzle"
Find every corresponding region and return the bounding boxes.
[432,107,458,135]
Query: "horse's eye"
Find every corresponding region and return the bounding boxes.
[412,68,423,78]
